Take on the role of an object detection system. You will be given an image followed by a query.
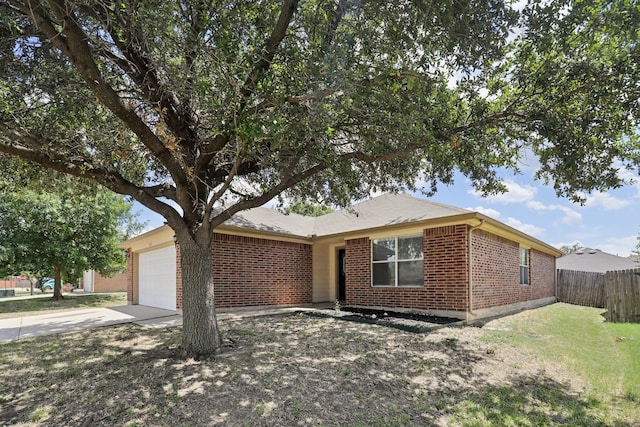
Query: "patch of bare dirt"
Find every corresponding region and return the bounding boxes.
[0,312,602,426]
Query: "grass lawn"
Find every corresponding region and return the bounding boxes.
[0,302,638,426]
[0,292,127,319]
[476,303,639,425]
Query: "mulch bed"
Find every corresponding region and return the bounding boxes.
[316,306,462,333]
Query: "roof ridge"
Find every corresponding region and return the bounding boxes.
[323,192,471,214]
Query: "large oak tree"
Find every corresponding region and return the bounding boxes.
[1,0,638,357]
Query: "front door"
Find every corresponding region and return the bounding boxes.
[337,248,346,301]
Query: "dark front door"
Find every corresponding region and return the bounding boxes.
[338,248,346,301]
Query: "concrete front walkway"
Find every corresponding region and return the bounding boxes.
[0,305,179,343]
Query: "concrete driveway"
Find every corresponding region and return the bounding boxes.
[0,305,181,343]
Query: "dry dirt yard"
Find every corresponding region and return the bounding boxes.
[0,310,612,426]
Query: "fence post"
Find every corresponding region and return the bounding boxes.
[604,268,640,323]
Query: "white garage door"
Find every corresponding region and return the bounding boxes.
[139,245,177,310]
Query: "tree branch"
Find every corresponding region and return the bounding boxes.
[244,70,436,118]
[0,124,183,225]
[209,159,327,229]
[14,0,189,190]
[239,0,299,103]
[85,4,196,143]
[193,133,230,180]
[320,0,347,53]
[203,143,249,222]
[448,105,529,136]
[208,159,261,182]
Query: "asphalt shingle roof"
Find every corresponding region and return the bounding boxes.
[222,193,471,238]
[556,248,640,273]
[223,207,315,237]
[312,193,471,236]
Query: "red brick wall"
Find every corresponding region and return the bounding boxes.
[424,225,469,311]
[344,237,371,305]
[530,249,557,299]
[173,233,313,309]
[345,226,556,314]
[345,225,469,312]
[471,230,556,310]
[168,235,313,310]
[156,226,555,313]
[93,272,127,292]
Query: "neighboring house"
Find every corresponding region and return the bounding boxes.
[120,193,562,321]
[557,248,640,273]
[81,270,127,293]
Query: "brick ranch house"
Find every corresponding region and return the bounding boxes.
[120,193,562,321]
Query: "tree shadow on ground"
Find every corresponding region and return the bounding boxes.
[0,313,634,426]
[421,374,621,426]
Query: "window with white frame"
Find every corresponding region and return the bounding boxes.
[372,235,423,287]
[519,247,530,285]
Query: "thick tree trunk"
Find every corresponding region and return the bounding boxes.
[52,266,63,300]
[179,233,222,358]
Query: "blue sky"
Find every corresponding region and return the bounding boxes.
[417,168,640,257]
[133,167,640,257]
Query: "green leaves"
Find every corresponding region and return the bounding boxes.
[0,0,638,231]
[502,0,640,202]
[0,172,141,281]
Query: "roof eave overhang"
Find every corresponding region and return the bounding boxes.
[214,224,313,244]
[119,223,313,252]
[120,212,563,258]
[313,212,481,242]
[475,214,564,257]
[118,224,174,252]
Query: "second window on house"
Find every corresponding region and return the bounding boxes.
[519,247,530,285]
[372,235,424,287]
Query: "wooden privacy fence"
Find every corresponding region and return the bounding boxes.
[557,268,640,323]
[605,268,640,323]
[557,269,605,308]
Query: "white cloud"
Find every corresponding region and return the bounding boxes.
[526,200,545,210]
[469,180,537,204]
[504,217,545,237]
[556,208,583,225]
[598,235,638,257]
[617,168,640,198]
[617,167,639,183]
[526,201,582,226]
[465,206,502,219]
[580,191,634,211]
[515,147,542,173]
[574,165,640,211]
